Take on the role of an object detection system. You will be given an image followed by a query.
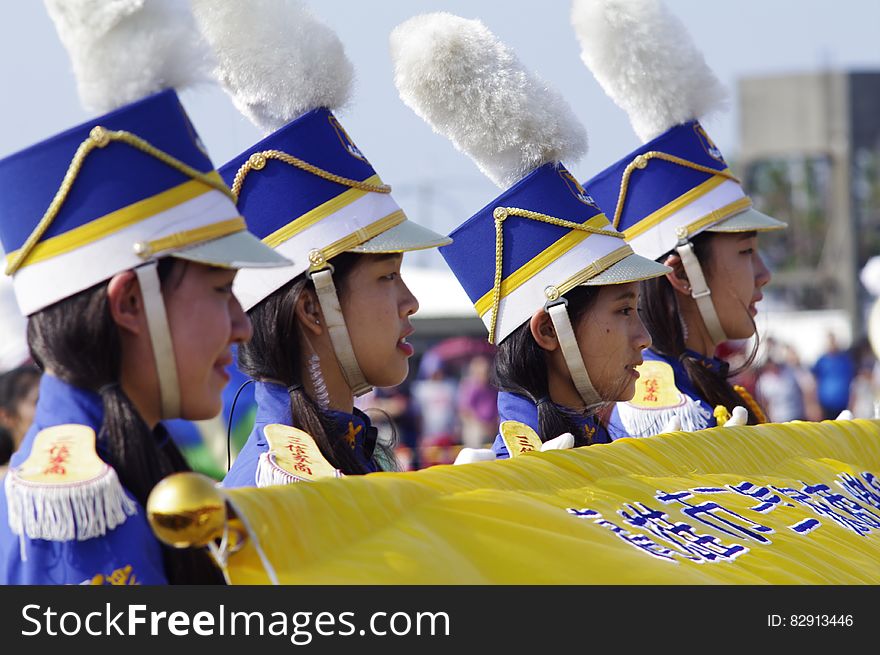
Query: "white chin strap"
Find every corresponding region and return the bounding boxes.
[134,262,181,419]
[309,268,372,397]
[675,239,728,345]
[545,299,602,408]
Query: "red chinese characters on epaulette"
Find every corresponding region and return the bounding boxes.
[285,436,314,476]
[642,377,660,403]
[514,434,535,454]
[43,441,72,475]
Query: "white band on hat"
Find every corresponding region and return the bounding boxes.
[309,268,372,398]
[12,188,240,316]
[233,188,403,312]
[676,240,727,345]
[626,177,748,262]
[477,231,626,345]
[134,262,181,419]
[546,301,601,408]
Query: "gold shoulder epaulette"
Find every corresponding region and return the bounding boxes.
[627,360,685,410]
[5,424,138,542]
[499,420,543,457]
[256,423,343,487]
[617,361,713,436]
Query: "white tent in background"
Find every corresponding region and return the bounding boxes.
[401,265,475,319]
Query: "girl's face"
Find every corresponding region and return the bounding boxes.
[576,282,652,401]
[705,232,771,340]
[339,254,419,388]
[164,263,253,420]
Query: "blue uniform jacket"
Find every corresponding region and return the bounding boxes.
[0,374,166,585]
[491,391,610,459]
[223,381,379,488]
[607,348,721,440]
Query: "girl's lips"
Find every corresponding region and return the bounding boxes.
[397,337,414,357]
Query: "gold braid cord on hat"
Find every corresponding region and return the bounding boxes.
[487,206,625,344]
[230,149,392,200]
[6,126,235,275]
[611,151,742,232]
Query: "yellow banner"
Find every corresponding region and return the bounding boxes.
[220,419,880,584]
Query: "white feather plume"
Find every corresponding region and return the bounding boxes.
[190,0,353,134]
[571,0,728,143]
[390,13,587,189]
[44,0,212,114]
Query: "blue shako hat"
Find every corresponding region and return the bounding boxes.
[0,0,288,422]
[0,89,287,317]
[194,0,450,398]
[220,107,449,313]
[392,13,669,408]
[585,120,786,263]
[572,0,786,344]
[441,161,668,345]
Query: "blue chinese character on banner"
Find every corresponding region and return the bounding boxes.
[656,490,774,544]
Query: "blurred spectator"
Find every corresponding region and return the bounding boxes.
[755,354,804,422]
[783,345,823,422]
[849,362,878,419]
[811,333,856,419]
[0,365,41,474]
[411,352,458,464]
[456,356,498,448]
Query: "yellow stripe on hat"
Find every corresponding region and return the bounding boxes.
[5,171,226,270]
[138,217,246,259]
[622,173,737,241]
[681,197,753,238]
[473,212,613,317]
[307,210,407,270]
[261,174,386,249]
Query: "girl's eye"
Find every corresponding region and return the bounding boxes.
[383,272,399,281]
[620,307,635,317]
[741,247,755,255]
[216,284,234,294]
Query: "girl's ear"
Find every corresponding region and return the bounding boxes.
[529,308,558,352]
[662,252,691,296]
[295,286,325,336]
[106,270,143,336]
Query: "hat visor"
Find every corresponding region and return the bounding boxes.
[347,219,451,254]
[582,252,671,286]
[706,207,787,233]
[171,230,291,269]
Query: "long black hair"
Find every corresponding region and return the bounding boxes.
[238,252,396,475]
[493,285,611,445]
[639,232,761,424]
[27,258,225,584]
